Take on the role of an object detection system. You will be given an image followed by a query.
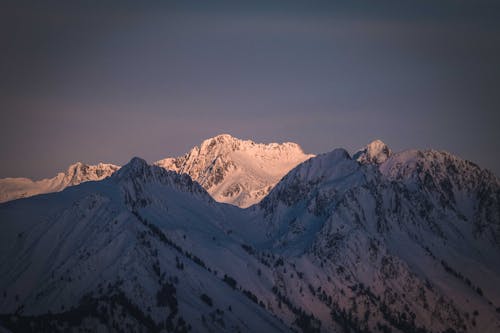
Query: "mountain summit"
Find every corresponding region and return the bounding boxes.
[0,140,499,332]
[0,135,313,207]
[353,139,392,164]
[0,162,120,203]
[155,134,314,207]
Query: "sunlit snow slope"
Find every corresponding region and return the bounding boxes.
[156,134,314,208]
[0,134,312,208]
[1,140,499,333]
[0,162,119,203]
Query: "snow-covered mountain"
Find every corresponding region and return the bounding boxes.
[353,139,392,164]
[156,134,314,208]
[0,157,290,332]
[253,142,500,332]
[0,162,120,203]
[0,134,312,208]
[0,140,499,333]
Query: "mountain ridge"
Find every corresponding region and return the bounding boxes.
[0,161,120,203]
[155,134,314,207]
[0,134,314,207]
[2,142,499,332]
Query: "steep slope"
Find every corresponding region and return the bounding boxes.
[1,143,499,333]
[0,134,312,207]
[0,162,120,203]
[155,134,314,208]
[0,158,290,332]
[245,144,500,332]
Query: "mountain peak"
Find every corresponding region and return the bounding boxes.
[280,148,356,184]
[259,147,360,212]
[354,139,392,164]
[123,157,149,171]
[155,135,314,207]
[198,133,242,154]
[212,133,237,141]
[0,161,120,203]
[367,139,387,149]
[113,157,150,180]
[128,156,148,166]
[66,161,84,173]
[203,133,238,145]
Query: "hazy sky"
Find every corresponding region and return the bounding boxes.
[1,0,500,179]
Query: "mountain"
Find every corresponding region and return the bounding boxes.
[1,140,499,333]
[155,134,314,208]
[0,134,312,208]
[0,162,120,203]
[353,139,392,164]
[253,143,500,332]
[0,157,288,332]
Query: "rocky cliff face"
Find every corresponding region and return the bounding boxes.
[254,143,500,332]
[0,134,312,208]
[156,134,314,208]
[0,162,120,203]
[353,139,392,164]
[0,141,499,333]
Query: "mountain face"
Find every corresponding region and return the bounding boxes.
[0,158,289,333]
[353,139,392,164]
[1,141,499,333]
[0,162,120,203]
[254,144,500,332]
[0,134,312,208]
[155,134,314,208]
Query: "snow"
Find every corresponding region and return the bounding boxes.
[354,139,392,164]
[155,134,314,208]
[0,140,499,332]
[0,134,313,209]
[0,162,120,203]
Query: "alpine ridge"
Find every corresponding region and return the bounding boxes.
[0,140,499,333]
[155,134,314,208]
[0,162,120,203]
[0,134,313,208]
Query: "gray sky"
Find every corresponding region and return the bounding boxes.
[1,0,499,179]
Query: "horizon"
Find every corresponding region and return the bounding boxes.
[6,133,497,182]
[1,1,499,179]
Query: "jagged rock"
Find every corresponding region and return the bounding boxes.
[156,134,314,207]
[0,162,120,203]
